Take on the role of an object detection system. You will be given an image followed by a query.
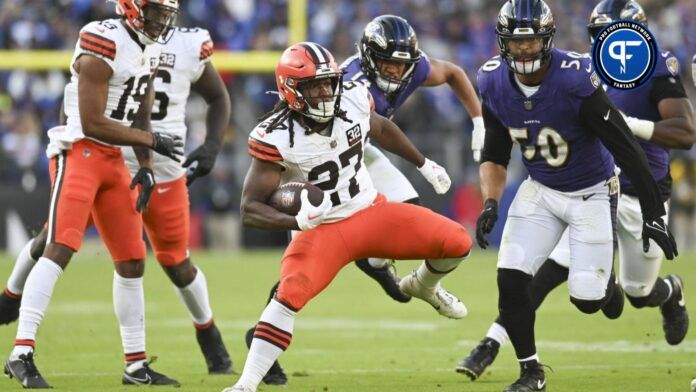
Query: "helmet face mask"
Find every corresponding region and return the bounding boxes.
[587,0,647,43]
[116,0,179,45]
[359,15,420,94]
[496,0,555,75]
[276,43,343,124]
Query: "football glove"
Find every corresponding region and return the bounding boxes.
[295,189,332,231]
[152,132,184,162]
[130,167,155,213]
[642,217,678,260]
[182,142,220,186]
[471,116,485,163]
[476,199,499,249]
[418,158,451,194]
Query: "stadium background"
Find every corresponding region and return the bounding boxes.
[0,0,695,252]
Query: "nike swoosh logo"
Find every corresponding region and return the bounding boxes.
[662,52,670,58]
[604,110,611,121]
[307,213,321,220]
[257,131,266,138]
[157,187,171,194]
[124,373,152,384]
[538,379,546,389]
[582,194,594,201]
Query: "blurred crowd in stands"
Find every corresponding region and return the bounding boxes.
[2,0,696,248]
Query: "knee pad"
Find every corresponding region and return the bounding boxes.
[441,225,473,259]
[570,296,604,314]
[276,273,312,312]
[622,282,653,300]
[568,270,607,302]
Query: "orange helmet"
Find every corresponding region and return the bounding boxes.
[115,0,179,44]
[276,42,343,123]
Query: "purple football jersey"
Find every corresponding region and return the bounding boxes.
[608,51,679,194]
[477,48,615,192]
[341,53,431,118]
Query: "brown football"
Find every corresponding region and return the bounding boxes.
[268,182,325,216]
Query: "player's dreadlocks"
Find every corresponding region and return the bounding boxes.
[256,94,352,148]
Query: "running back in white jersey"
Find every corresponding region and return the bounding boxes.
[50,19,161,157]
[122,26,214,183]
[248,81,377,223]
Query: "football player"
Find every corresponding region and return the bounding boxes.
[2,0,184,388]
[457,0,694,383]
[0,24,234,377]
[223,42,473,392]
[243,15,485,384]
[471,0,677,390]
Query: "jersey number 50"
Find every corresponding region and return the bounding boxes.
[509,127,569,167]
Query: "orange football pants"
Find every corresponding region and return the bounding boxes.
[142,176,190,266]
[276,194,473,311]
[47,139,145,261]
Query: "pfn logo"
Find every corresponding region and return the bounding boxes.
[608,40,642,74]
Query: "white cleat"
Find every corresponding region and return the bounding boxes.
[399,271,468,319]
[221,384,255,392]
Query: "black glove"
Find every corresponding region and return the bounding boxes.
[642,217,678,260]
[476,198,499,249]
[182,142,220,186]
[152,132,184,162]
[130,167,155,213]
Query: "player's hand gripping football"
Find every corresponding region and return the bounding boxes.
[471,116,486,163]
[476,199,498,249]
[182,142,220,186]
[130,167,155,212]
[642,217,678,260]
[418,158,451,194]
[151,132,184,162]
[295,189,332,231]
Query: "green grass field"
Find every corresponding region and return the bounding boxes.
[0,247,694,391]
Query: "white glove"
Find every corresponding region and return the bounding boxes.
[418,158,451,194]
[471,116,485,163]
[295,189,332,231]
[621,112,654,141]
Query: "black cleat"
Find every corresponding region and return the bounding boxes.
[196,324,233,374]
[355,259,411,303]
[0,290,21,325]
[661,275,689,345]
[4,352,52,388]
[456,337,500,380]
[503,360,546,392]
[122,358,181,387]
[245,327,288,385]
[601,281,625,320]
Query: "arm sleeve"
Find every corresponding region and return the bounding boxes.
[650,75,688,105]
[579,88,665,220]
[480,103,513,167]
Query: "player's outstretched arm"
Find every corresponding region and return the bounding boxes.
[240,158,300,231]
[622,77,695,149]
[184,62,231,185]
[76,55,183,160]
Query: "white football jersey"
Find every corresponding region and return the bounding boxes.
[50,19,161,157]
[122,27,214,182]
[248,82,377,223]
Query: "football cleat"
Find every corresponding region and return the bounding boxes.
[4,352,52,389]
[0,290,21,325]
[355,259,411,303]
[221,384,255,392]
[399,271,467,319]
[456,337,500,380]
[122,358,180,387]
[661,275,689,345]
[196,324,233,374]
[244,327,288,385]
[503,360,546,392]
[601,280,625,320]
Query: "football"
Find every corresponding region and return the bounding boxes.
[268,182,325,216]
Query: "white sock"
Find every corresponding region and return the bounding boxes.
[7,239,37,295]
[113,272,146,362]
[415,258,463,288]
[236,299,296,388]
[13,257,63,357]
[174,267,213,326]
[368,258,388,269]
[486,322,509,345]
[519,353,540,363]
